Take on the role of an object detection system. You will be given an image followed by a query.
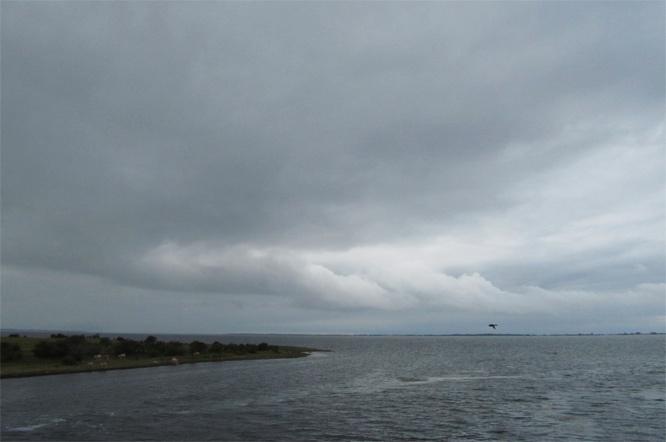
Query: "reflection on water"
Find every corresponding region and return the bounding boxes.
[2,335,664,441]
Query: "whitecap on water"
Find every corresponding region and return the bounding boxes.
[6,418,65,432]
[396,374,526,385]
[397,377,428,383]
[639,389,666,401]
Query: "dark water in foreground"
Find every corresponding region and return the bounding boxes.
[2,335,664,441]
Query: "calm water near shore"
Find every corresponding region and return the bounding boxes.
[2,334,664,441]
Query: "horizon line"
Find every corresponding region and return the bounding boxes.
[2,328,663,337]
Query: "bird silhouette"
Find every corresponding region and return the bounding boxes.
[488,324,498,329]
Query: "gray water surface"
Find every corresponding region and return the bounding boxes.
[2,335,664,441]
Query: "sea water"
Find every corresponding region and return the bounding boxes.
[2,334,664,441]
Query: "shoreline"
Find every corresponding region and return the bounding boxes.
[1,334,324,380]
[1,350,319,380]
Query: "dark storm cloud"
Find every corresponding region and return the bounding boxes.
[1,2,663,333]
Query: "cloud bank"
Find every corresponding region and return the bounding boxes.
[2,2,664,334]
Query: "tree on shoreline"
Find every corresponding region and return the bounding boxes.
[189,340,208,355]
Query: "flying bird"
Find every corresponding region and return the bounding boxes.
[488,324,498,329]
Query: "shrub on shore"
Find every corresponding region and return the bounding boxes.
[32,335,102,362]
[1,342,23,362]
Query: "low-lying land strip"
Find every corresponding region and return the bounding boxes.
[1,334,321,379]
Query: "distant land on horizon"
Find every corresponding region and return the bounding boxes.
[2,328,663,338]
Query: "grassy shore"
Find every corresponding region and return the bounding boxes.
[1,336,321,379]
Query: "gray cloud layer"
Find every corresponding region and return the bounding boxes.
[2,2,664,334]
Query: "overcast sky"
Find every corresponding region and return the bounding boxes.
[2,1,664,335]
